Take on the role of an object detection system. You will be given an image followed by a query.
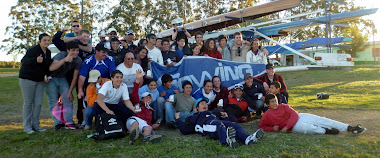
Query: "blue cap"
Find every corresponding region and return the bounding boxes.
[195,97,209,107]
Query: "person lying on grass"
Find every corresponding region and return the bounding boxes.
[175,97,264,148]
[258,94,367,135]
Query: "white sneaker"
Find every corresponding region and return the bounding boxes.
[25,129,35,134]
[245,129,264,145]
[33,127,47,132]
[226,127,237,148]
[84,125,91,130]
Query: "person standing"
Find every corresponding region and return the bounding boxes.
[19,33,52,134]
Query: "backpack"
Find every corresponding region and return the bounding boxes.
[92,113,126,140]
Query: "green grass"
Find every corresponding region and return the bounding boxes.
[0,67,379,157]
[0,68,19,74]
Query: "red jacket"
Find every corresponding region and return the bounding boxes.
[130,82,153,125]
[223,97,250,123]
[258,104,299,132]
[254,73,287,93]
[203,50,222,59]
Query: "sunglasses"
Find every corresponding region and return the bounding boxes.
[109,33,117,35]
[126,58,134,60]
[237,47,241,56]
[150,37,156,39]
[72,25,80,27]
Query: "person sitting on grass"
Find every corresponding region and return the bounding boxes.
[84,70,110,130]
[127,92,162,144]
[156,74,180,127]
[175,98,264,148]
[192,80,216,105]
[223,84,250,123]
[264,81,287,112]
[258,94,367,135]
[139,79,159,119]
[165,81,196,123]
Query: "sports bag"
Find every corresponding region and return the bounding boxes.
[93,113,126,140]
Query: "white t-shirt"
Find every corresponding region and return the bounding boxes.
[116,63,143,88]
[146,46,164,65]
[98,81,130,104]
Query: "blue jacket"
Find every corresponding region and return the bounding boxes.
[176,111,231,135]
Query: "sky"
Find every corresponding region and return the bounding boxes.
[0,0,379,62]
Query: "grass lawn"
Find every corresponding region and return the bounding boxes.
[0,67,379,157]
[0,68,19,74]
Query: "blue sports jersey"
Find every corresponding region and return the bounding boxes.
[157,85,179,100]
[79,54,116,79]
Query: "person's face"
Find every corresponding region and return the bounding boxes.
[142,95,152,104]
[204,82,213,94]
[148,36,156,45]
[212,77,221,88]
[219,39,227,47]
[234,35,242,45]
[269,85,280,94]
[95,77,102,83]
[71,22,81,33]
[39,36,51,48]
[164,81,173,89]
[80,33,90,44]
[234,88,243,98]
[183,84,193,95]
[252,41,259,51]
[138,49,147,59]
[99,36,106,42]
[178,39,185,47]
[124,53,134,66]
[111,41,119,51]
[67,48,79,58]
[111,73,123,86]
[108,31,117,39]
[266,68,275,76]
[142,40,148,46]
[148,81,157,91]
[173,23,178,29]
[208,40,215,50]
[192,46,200,55]
[156,39,162,48]
[268,98,279,110]
[195,35,203,44]
[196,101,208,112]
[244,77,253,87]
[162,41,170,51]
[96,50,107,60]
[126,34,134,42]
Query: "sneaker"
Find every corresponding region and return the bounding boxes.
[156,118,163,124]
[65,124,77,130]
[129,129,139,144]
[143,135,162,143]
[351,125,367,134]
[54,123,64,131]
[33,127,47,132]
[79,122,86,129]
[324,128,340,135]
[226,127,237,148]
[25,129,35,134]
[245,129,264,145]
[166,121,177,129]
[84,125,92,130]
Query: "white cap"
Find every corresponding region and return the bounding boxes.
[171,18,184,25]
[99,30,106,37]
[140,92,152,99]
[88,70,101,82]
[107,28,118,34]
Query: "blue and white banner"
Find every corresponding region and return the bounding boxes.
[151,56,265,91]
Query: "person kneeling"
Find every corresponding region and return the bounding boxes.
[176,98,264,148]
[258,94,366,135]
[127,92,162,144]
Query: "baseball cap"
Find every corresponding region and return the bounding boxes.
[195,97,209,107]
[88,70,101,82]
[99,30,106,37]
[107,28,118,34]
[125,29,134,35]
[266,63,274,69]
[233,84,244,90]
[95,43,109,52]
[244,73,253,80]
[140,92,153,100]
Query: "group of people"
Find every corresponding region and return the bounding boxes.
[19,20,366,147]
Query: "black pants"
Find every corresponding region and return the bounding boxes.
[93,102,134,127]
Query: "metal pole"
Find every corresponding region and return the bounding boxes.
[325,1,329,53]
[81,0,84,25]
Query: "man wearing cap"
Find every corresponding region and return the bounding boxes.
[63,21,92,53]
[171,18,191,45]
[223,84,250,123]
[254,63,288,101]
[98,30,107,43]
[83,69,110,130]
[242,73,266,119]
[145,33,164,65]
[104,28,119,50]
[77,43,116,100]
[175,97,264,148]
[46,41,83,130]
[116,52,144,90]
[121,29,138,53]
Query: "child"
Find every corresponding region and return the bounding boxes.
[222,84,250,123]
[127,92,162,144]
[84,70,110,130]
[176,97,264,148]
[156,74,180,127]
[264,81,287,112]
[139,79,159,118]
[258,94,367,135]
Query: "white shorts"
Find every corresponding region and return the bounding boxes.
[126,116,150,134]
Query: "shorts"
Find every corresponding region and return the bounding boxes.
[126,116,150,134]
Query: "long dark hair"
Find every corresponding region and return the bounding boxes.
[204,39,217,53]
[212,76,224,88]
[136,46,148,72]
[138,39,147,47]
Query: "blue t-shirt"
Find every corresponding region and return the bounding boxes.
[175,47,184,59]
[79,54,116,79]
[157,85,179,100]
[65,32,92,44]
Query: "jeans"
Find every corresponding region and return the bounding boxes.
[151,101,157,119]
[19,78,44,132]
[156,97,171,120]
[84,106,95,126]
[45,77,74,126]
[164,103,195,122]
[254,100,265,116]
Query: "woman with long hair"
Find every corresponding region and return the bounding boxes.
[190,44,202,56]
[134,46,149,73]
[192,80,216,104]
[203,39,222,59]
[246,38,268,64]
[209,76,230,110]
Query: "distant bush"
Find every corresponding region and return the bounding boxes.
[0,61,21,68]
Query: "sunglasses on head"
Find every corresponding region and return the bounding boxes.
[72,25,80,27]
